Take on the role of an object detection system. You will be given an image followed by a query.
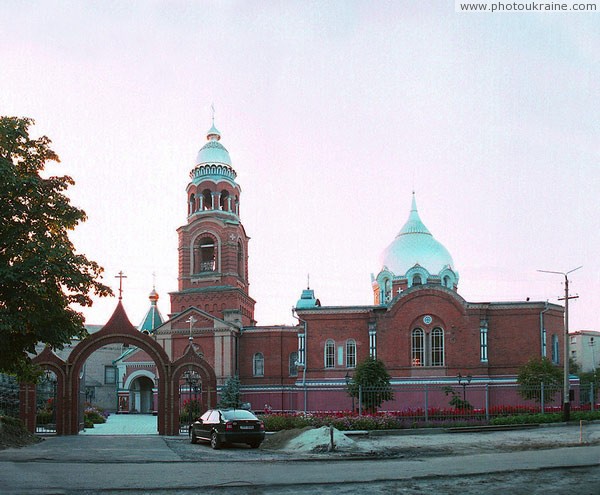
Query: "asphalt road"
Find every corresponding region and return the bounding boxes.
[1,426,600,494]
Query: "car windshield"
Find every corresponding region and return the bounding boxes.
[221,409,257,420]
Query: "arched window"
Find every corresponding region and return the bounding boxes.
[412,274,422,286]
[289,352,298,377]
[411,329,424,366]
[219,190,229,211]
[237,240,244,278]
[202,189,212,210]
[346,339,356,368]
[443,275,451,288]
[324,340,335,369]
[253,353,264,377]
[431,328,444,366]
[194,236,216,273]
[384,279,392,303]
[189,193,196,214]
[551,335,559,364]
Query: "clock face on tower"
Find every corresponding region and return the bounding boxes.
[423,315,432,325]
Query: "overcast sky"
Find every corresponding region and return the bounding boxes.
[2,1,598,332]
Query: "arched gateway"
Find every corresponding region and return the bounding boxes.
[19,302,217,436]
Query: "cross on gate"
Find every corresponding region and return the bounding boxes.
[115,271,127,300]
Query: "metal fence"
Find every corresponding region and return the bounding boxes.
[240,382,594,424]
[3,375,597,433]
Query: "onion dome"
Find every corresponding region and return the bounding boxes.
[195,124,232,167]
[138,287,164,334]
[379,193,458,288]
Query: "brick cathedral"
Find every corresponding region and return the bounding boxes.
[113,121,564,413]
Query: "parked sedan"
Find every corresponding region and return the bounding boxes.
[189,408,265,449]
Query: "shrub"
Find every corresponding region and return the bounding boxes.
[84,405,106,424]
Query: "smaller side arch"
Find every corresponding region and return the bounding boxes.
[170,345,218,433]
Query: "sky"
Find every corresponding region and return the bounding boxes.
[1,1,599,332]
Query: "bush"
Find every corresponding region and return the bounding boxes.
[84,405,106,424]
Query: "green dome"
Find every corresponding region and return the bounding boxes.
[381,195,456,277]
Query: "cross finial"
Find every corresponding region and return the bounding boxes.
[187,315,197,342]
[211,103,215,126]
[307,273,310,289]
[115,271,127,300]
[152,271,156,290]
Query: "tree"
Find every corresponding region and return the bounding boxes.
[578,368,600,405]
[517,357,562,403]
[347,356,393,412]
[218,375,242,408]
[442,386,473,410]
[0,116,112,380]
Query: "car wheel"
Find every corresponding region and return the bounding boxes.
[249,441,261,449]
[190,430,197,444]
[210,431,221,450]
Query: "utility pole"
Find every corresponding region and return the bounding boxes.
[538,266,581,422]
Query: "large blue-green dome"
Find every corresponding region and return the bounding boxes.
[380,195,456,277]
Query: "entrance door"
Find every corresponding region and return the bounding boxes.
[130,376,155,414]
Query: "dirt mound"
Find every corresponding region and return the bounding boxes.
[262,426,360,453]
[0,417,42,450]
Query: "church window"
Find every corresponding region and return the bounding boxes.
[480,325,488,362]
[289,352,298,376]
[431,328,444,366]
[443,275,451,288]
[104,366,116,385]
[411,329,424,366]
[411,327,445,366]
[253,353,264,377]
[194,236,216,273]
[298,333,305,365]
[412,274,422,286]
[237,241,244,278]
[189,193,196,214]
[220,190,229,211]
[324,340,335,368]
[384,279,391,303]
[202,189,212,210]
[369,327,377,358]
[346,340,356,368]
[551,335,559,364]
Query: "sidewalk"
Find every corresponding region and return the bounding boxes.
[80,413,158,435]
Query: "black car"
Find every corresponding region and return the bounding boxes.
[189,408,265,449]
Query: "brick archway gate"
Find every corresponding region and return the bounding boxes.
[20,301,217,436]
[170,344,218,432]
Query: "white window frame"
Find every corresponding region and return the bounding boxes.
[253,352,264,377]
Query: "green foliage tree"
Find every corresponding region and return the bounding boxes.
[218,375,242,408]
[0,116,112,380]
[578,368,600,405]
[442,386,473,410]
[517,357,562,403]
[347,356,393,412]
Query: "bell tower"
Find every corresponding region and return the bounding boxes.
[170,121,256,326]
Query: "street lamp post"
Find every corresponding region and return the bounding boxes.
[345,372,355,413]
[538,266,582,422]
[457,373,472,404]
[183,369,200,426]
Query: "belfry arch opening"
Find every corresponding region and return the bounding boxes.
[194,236,217,273]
